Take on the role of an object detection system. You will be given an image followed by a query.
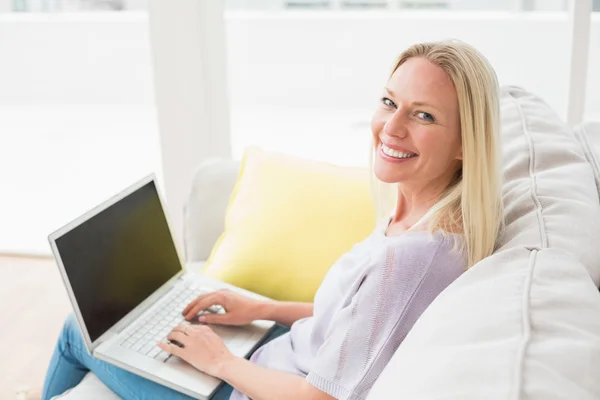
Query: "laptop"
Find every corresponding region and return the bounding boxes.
[48,174,275,399]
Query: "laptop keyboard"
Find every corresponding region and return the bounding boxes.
[118,283,238,362]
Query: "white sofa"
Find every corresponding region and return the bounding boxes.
[54,89,600,399]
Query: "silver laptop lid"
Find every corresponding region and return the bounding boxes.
[48,174,185,352]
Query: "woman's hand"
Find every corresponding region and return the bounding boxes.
[182,288,264,325]
[158,324,233,377]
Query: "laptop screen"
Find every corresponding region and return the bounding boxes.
[55,180,182,343]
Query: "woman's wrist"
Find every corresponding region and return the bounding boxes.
[211,351,240,380]
[255,299,278,321]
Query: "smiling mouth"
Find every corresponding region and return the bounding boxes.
[381,144,418,159]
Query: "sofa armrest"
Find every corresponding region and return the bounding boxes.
[183,157,240,262]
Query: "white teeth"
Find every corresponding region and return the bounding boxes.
[382,144,416,159]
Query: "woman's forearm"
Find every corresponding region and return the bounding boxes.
[257,301,313,327]
[216,356,331,400]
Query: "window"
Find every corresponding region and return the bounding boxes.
[8,1,592,13]
[0,0,158,254]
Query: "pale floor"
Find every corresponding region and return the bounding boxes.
[0,255,70,399]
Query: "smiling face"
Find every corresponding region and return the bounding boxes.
[371,57,463,191]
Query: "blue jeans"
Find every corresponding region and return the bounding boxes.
[42,314,289,400]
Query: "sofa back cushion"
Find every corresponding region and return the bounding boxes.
[496,88,600,283]
[574,120,600,201]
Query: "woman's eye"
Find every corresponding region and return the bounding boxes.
[416,111,435,122]
[381,97,396,108]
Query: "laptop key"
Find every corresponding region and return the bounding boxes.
[132,339,146,352]
[118,284,238,357]
[154,350,170,363]
[156,321,168,330]
[147,346,161,358]
[140,343,154,355]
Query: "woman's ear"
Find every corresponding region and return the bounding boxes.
[456,146,463,161]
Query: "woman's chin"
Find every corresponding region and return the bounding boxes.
[374,170,404,184]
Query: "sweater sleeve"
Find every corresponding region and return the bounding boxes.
[305,235,465,400]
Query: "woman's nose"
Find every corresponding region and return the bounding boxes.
[383,111,408,138]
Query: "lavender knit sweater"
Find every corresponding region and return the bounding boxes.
[230,225,466,400]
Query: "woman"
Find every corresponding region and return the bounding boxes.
[40,40,502,400]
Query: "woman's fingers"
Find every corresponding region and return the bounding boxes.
[182,291,212,315]
[197,312,230,325]
[182,293,214,319]
[182,299,198,316]
[183,296,211,320]
[157,341,182,357]
[171,323,191,335]
[184,292,224,320]
[167,330,189,343]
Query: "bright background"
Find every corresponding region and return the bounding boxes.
[1,0,599,255]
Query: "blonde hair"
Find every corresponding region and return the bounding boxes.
[371,40,503,268]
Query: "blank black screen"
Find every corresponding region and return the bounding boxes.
[55,181,182,342]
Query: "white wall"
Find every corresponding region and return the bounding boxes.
[0,11,599,120]
[0,0,10,12]
[0,13,154,104]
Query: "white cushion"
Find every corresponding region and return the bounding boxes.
[574,120,600,157]
[184,158,240,262]
[368,87,600,399]
[495,89,600,284]
[368,248,600,399]
[574,120,600,201]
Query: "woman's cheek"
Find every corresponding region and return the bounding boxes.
[371,114,385,144]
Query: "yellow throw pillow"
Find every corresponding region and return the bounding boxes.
[203,148,376,302]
